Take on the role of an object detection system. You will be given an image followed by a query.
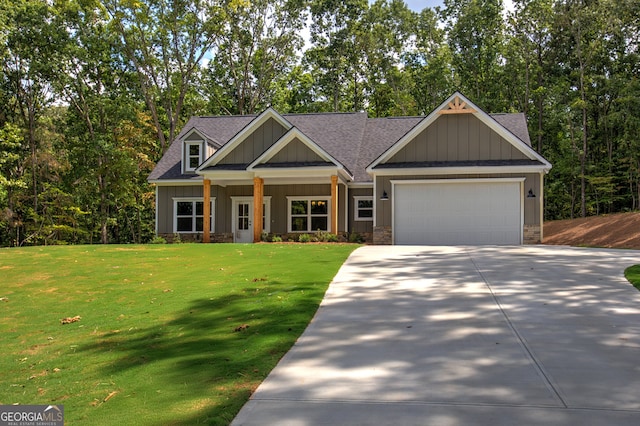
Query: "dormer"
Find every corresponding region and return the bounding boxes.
[182,129,214,174]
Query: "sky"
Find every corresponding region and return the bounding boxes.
[403,0,515,13]
[404,0,445,11]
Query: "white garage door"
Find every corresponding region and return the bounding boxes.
[394,180,522,245]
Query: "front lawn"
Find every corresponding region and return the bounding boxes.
[625,265,640,290]
[0,243,357,425]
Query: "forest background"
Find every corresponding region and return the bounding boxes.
[0,0,638,246]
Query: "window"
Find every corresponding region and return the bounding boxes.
[287,197,330,232]
[184,142,203,172]
[173,198,214,233]
[354,196,373,221]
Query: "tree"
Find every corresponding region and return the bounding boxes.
[363,0,417,117]
[205,0,307,115]
[305,0,368,112]
[443,0,507,111]
[103,0,227,152]
[506,0,554,152]
[404,7,454,114]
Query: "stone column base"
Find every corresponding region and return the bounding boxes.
[524,225,541,244]
[373,226,392,245]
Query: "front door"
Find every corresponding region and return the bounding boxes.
[234,200,253,243]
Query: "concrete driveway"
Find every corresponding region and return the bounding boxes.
[232,245,640,425]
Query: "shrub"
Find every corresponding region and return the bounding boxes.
[272,235,283,243]
[314,230,339,242]
[298,233,311,243]
[348,232,364,243]
[150,236,167,244]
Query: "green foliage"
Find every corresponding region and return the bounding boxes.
[298,233,311,243]
[1,0,639,246]
[315,230,339,242]
[150,235,167,244]
[349,232,365,243]
[0,244,357,424]
[624,265,640,291]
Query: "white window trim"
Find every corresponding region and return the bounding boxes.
[286,196,331,233]
[183,141,204,173]
[173,197,215,233]
[230,196,272,234]
[353,196,373,222]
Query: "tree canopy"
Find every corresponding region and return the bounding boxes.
[0,0,638,245]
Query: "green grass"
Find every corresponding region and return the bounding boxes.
[625,265,640,290]
[0,243,357,425]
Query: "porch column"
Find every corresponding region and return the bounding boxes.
[253,177,264,242]
[203,178,211,243]
[331,175,338,234]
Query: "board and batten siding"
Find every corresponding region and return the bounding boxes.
[264,183,344,233]
[185,132,203,141]
[374,173,542,228]
[269,138,325,163]
[157,184,204,234]
[218,117,287,165]
[348,187,374,234]
[387,114,529,163]
[158,182,346,235]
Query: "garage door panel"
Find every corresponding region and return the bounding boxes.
[394,181,521,245]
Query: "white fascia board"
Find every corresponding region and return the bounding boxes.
[199,170,254,181]
[196,108,293,172]
[255,166,350,181]
[247,127,345,172]
[148,179,202,186]
[184,127,219,146]
[371,165,550,176]
[367,92,464,172]
[366,91,552,172]
[347,182,374,188]
[390,177,526,185]
[474,112,552,168]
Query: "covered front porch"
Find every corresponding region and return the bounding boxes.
[199,170,349,243]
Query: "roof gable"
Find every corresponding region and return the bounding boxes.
[149,93,550,183]
[385,114,530,164]
[367,92,551,172]
[248,127,348,175]
[197,108,292,171]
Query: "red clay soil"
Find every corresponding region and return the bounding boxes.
[543,212,640,249]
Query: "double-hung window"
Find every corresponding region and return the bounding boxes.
[287,197,330,232]
[354,196,373,221]
[184,141,203,173]
[173,198,214,233]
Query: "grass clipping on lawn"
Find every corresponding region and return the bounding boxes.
[0,243,357,425]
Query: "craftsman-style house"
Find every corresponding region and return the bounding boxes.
[148,92,551,244]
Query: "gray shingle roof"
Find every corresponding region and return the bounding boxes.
[149,111,533,183]
[491,113,531,146]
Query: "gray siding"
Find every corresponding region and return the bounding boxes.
[185,132,203,141]
[219,117,287,165]
[269,138,325,163]
[157,185,204,234]
[158,183,346,235]
[388,115,528,163]
[348,187,374,234]
[375,173,542,228]
[264,184,338,233]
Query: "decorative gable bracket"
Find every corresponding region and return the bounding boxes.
[438,96,478,115]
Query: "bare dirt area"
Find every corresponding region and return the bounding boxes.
[544,212,640,249]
